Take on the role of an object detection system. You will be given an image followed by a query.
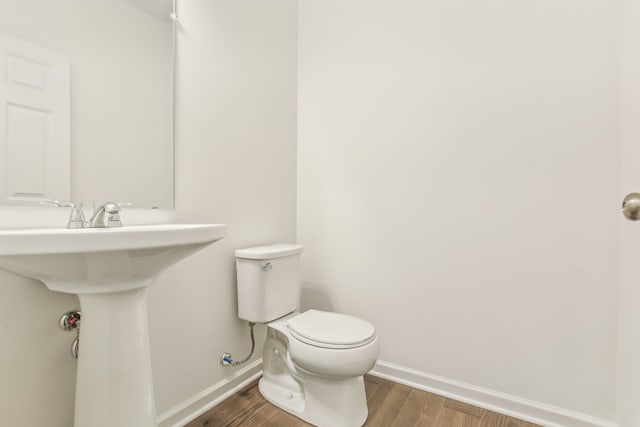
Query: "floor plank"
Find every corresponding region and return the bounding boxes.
[222,398,271,427]
[364,375,383,401]
[363,376,395,421]
[236,381,263,406]
[445,399,484,417]
[390,388,446,427]
[479,410,524,427]
[238,402,283,427]
[187,390,253,427]
[185,375,541,427]
[437,407,480,427]
[364,382,411,427]
[262,409,309,427]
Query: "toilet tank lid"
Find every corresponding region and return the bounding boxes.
[235,244,303,260]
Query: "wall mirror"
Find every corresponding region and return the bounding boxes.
[0,0,175,209]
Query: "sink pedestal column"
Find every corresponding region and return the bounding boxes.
[75,288,156,427]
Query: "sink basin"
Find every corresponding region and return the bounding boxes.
[0,223,226,427]
[0,224,226,293]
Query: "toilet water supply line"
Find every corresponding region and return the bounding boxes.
[221,322,256,366]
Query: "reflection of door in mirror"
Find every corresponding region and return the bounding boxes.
[0,0,174,209]
[0,33,71,204]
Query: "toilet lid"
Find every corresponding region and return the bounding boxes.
[287,310,376,348]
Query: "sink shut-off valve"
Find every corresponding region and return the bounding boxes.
[60,310,81,359]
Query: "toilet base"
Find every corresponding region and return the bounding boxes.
[258,312,376,427]
[259,374,368,427]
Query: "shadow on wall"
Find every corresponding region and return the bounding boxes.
[300,283,337,313]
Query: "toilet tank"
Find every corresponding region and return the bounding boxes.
[235,244,304,323]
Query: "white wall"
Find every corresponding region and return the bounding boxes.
[148,0,297,415]
[298,0,620,421]
[617,0,640,425]
[0,0,297,425]
[0,253,78,426]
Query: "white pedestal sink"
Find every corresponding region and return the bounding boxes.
[0,224,226,427]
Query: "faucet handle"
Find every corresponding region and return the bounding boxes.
[103,202,131,227]
[67,206,86,229]
[107,211,123,227]
[106,203,132,227]
[40,199,74,208]
[40,200,88,229]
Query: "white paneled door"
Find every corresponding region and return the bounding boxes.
[0,32,70,204]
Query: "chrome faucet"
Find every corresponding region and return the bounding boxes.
[89,202,124,228]
[41,199,131,228]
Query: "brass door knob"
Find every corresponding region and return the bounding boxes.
[622,193,640,221]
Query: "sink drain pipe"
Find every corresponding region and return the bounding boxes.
[220,322,255,367]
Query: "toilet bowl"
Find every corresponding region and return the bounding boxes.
[260,311,379,427]
[235,244,379,426]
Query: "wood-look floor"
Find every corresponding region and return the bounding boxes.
[185,375,541,427]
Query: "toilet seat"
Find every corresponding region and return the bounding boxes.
[286,310,376,349]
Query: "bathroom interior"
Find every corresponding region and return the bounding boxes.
[0,0,638,426]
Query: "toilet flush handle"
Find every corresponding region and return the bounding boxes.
[623,193,640,221]
[262,262,273,271]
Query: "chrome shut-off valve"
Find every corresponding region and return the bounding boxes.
[60,310,81,359]
[622,193,640,221]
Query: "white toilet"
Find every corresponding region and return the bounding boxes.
[235,244,379,427]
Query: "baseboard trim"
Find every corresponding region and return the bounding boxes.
[156,359,616,427]
[157,358,263,427]
[370,361,617,427]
